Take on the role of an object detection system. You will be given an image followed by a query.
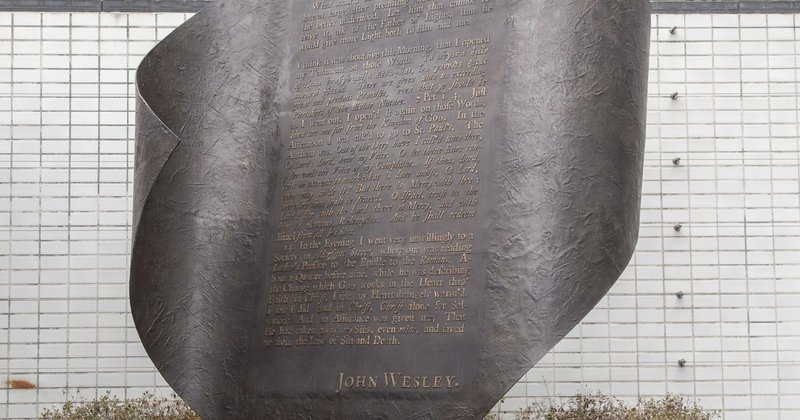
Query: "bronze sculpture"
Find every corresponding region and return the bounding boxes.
[132,0,650,417]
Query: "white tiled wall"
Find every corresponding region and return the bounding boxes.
[1,11,798,420]
[0,12,189,419]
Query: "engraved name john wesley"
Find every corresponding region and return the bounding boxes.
[336,372,459,393]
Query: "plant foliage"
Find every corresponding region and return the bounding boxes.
[42,390,717,420]
[40,392,200,420]
[486,393,718,420]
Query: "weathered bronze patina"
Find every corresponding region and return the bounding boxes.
[132,0,650,417]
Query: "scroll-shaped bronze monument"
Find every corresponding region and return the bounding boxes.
[132,0,649,417]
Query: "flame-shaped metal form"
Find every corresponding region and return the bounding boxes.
[132,0,649,418]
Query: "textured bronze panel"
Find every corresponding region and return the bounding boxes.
[7,1,800,14]
[132,0,650,418]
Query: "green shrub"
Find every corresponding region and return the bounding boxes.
[487,393,718,420]
[40,392,200,420]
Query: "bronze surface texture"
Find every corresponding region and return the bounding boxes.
[131,0,650,418]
